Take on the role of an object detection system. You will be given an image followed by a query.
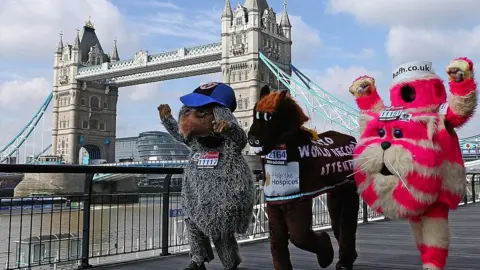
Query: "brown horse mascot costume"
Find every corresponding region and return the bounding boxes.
[247,85,360,270]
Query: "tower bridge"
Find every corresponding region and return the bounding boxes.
[75,42,222,86]
[51,0,292,164]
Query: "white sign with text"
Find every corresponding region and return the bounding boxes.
[264,162,300,197]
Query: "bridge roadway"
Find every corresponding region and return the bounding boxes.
[97,203,480,270]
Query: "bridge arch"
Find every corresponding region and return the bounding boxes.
[79,144,102,164]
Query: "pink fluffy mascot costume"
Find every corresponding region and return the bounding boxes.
[349,58,478,270]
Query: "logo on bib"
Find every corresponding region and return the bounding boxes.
[191,153,201,161]
[398,112,412,122]
[196,152,220,169]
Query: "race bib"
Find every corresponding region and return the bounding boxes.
[379,109,403,121]
[438,102,448,115]
[398,112,412,122]
[265,145,287,165]
[196,152,220,169]
[264,162,300,197]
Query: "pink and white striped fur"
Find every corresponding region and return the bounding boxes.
[349,57,477,270]
[354,113,451,270]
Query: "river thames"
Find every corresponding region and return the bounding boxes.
[0,195,192,269]
[0,192,334,269]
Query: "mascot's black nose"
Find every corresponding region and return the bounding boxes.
[381,141,391,150]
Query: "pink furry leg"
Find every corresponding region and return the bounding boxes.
[420,203,450,270]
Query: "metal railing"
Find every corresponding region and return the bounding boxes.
[0,164,477,270]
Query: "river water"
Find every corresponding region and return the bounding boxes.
[0,192,334,269]
[0,195,195,269]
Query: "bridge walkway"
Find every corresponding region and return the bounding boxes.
[98,203,480,269]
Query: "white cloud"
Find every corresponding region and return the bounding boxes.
[327,0,480,66]
[289,15,322,64]
[289,15,373,62]
[386,25,480,66]
[139,10,322,66]
[136,9,221,44]
[0,77,51,109]
[139,1,183,10]
[327,0,480,28]
[0,0,139,60]
[0,76,53,151]
[313,66,383,103]
[126,83,164,102]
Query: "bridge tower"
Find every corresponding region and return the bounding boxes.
[52,19,119,164]
[221,0,292,154]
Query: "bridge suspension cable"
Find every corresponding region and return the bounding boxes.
[259,51,360,135]
[0,92,53,163]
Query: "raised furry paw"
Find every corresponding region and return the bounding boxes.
[349,76,376,97]
[213,120,229,134]
[446,57,474,82]
[158,104,172,119]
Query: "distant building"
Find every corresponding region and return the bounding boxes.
[137,131,190,161]
[115,131,190,162]
[115,137,140,162]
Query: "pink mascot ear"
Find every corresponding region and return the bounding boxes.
[359,114,374,134]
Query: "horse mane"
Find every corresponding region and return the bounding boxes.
[301,126,319,140]
[256,90,310,126]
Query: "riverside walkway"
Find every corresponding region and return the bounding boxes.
[99,203,480,270]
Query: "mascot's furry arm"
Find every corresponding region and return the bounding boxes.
[349,76,386,114]
[434,58,476,210]
[157,104,191,146]
[444,57,478,128]
[212,106,247,152]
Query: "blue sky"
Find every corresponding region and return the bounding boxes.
[0,0,479,156]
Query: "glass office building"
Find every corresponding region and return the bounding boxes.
[115,131,190,162]
[115,137,140,162]
[137,131,190,161]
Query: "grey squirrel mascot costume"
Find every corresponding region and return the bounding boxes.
[158,82,255,270]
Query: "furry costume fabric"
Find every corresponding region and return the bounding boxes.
[354,112,443,217]
[350,58,478,270]
[248,86,360,270]
[159,104,255,270]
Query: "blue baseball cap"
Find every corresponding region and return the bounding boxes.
[179,82,237,112]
